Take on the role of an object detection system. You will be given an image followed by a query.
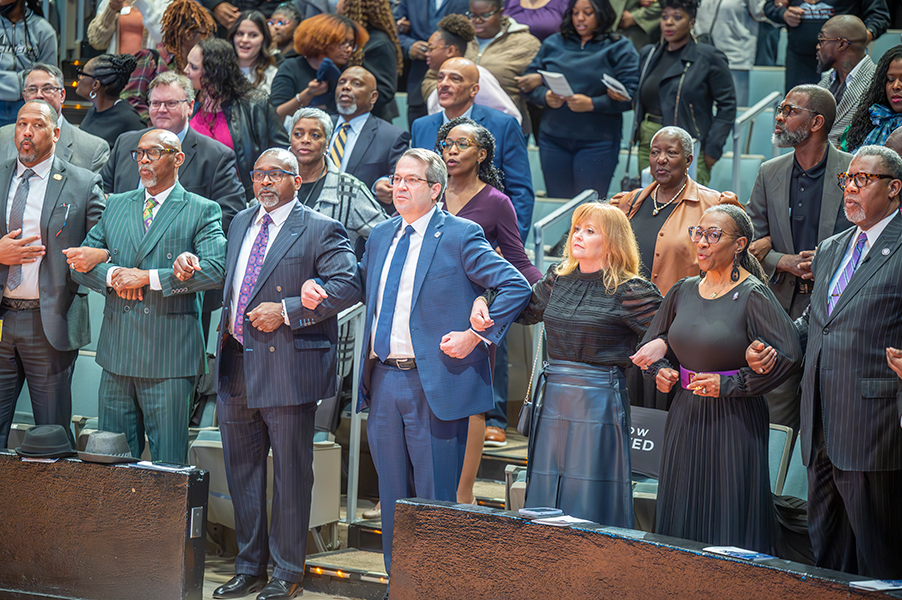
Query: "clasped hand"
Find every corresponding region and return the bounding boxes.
[110,268,149,301]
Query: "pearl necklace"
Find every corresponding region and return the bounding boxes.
[651,178,688,216]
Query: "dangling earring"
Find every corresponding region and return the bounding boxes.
[731,253,740,282]
[89,90,97,99]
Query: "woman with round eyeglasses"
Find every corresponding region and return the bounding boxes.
[841,45,902,152]
[228,10,278,94]
[437,117,542,503]
[270,13,368,118]
[632,204,801,554]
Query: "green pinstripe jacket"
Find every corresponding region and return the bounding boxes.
[73,183,227,379]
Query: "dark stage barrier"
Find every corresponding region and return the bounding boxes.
[391,499,900,600]
[0,452,208,600]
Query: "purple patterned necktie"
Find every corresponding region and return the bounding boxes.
[828,231,868,315]
[234,213,273,344]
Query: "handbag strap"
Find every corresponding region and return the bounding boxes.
[523,323,545,403]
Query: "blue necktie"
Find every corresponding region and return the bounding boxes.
[374,225,414,361]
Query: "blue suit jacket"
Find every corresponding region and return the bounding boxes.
[216,202,360,409]
[411,104,535,243]
[356,208,531,422]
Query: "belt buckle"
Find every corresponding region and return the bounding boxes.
[396,358,415,370]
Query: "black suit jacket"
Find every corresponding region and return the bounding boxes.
[101,127,246,236]
[797,211,902,472]
[332,114,410,190]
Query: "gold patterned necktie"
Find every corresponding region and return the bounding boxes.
[143,196,157,232]
[329,122,351,167]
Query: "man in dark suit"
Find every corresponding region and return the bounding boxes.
[751,145,902,578]
[411,58,534,243]
[329,66,409,211]
[70,129,227,464]
[0,100,105,449]
[0,64,110,173]
[208,148,359,600]
[747,85,853,432]
[305,148,531,584]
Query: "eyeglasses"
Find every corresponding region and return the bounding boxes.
[688,226,738,244]
[836,172,896,189]
[23,84,63,95]
[775,103,820,119]
[389,175,433,188]
[466,8,500,21]
[131,148,178,162]
[268,19,291,27]
[338,40,358,51]
[425,44,448,52]
[149,99,191,110]
[75,69,94,79]
[249,169,297,183]
[439,138,481,151]
[816,35,848,45]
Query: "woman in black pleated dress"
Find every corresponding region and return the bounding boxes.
[633,204,801,553]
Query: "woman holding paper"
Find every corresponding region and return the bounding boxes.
[521,0,639,199]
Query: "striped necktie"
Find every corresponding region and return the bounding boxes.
[7,168,35,291]
[329,122,351,167]
[143,196,158,232]
[828,231,868,315]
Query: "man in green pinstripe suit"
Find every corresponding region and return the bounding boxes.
[68,129,227,464]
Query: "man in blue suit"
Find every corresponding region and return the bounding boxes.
[204,148,359,600]
[411,58,534,244]
[306,148,530,587]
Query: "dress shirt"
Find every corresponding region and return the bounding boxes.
[789,149,828,255]
[441,104,473,126]
[106,183,176,290]
[5,155,53,299]
[228,199,297,337]
[828,209,898,294]
[329,112,370,171]
[827,53,868,104]
[371,206,437,359]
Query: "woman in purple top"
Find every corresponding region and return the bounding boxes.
[436,116,542,503]
[504,0,569,41]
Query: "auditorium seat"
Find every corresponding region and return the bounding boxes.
[85,290,105,352]
[779,435,807,501]
[622,111,634,150]
[769,423,793,495]
[527,144,544,195]
[392,92,408,132]
[707,153,766,203]
[749,68,785,106]
[871,30,902,63]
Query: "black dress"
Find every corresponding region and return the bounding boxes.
[518,267,662,526]
[641,276,801,553]
[79,101,146,148]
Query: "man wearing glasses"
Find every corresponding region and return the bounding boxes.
[207,148,359,600]
[68,129,226,465]
[746,85,852,432]
[750,145,902,579]
[0,63,109,173]
[303,148,530,591]
[815,16,875,147]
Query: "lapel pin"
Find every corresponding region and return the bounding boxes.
[732,291,739,301]
[434,231,441,238]
[53,174,62,181]
[882,248,890,256]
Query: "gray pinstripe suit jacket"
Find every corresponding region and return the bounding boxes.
[215,201,360,408]
[797,210,902,472]
[72,183,226,379]
[0,156,105,351]
[0,118,110,173]
[818,56,877,148]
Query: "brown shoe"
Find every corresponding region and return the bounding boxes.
[484,426,507,447]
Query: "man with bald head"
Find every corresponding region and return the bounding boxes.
[816,15,876,146]
[884,126,902,157]
[70,128,226,464]
[0,99,104,449]
[411,57,534,243]
[329,67,409,197]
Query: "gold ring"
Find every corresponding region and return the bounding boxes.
[759,367,764,373]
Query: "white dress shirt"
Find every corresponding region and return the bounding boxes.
[329,112,370,171]
[427,66,522,125]
[5,155,53,300]
[228,199,297,336]
[828,210,898,294]
[106,183,176,290]
[371,206,437,359]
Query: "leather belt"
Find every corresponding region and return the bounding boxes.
[1,298,40,311]
[796,280,814,295]
[644,113,663,124]
[381,358,417,370]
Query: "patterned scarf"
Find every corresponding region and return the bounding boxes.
[862,104,902,147]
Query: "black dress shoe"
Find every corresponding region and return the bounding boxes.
[256,578,303,600]
[213,573,268,599]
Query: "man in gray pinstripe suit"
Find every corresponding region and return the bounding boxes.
[752,146,902,578]
[208,149,359,600]
[70,129,226,465]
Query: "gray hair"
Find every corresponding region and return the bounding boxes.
[22,99,59,128]
[287,107,333,140]
[22,63,64,89]
[401,148,448,198]
[148,71,196,102]
[854,145,902,180]
[259,147,299,174]
[651,126,694,158]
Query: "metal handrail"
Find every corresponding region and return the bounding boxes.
[340,301,367,525]
[732,91,782,195]
[532,189,599,273]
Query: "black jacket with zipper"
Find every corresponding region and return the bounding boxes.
[632,39,736,161]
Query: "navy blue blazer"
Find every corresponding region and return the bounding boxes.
[331,114,410,189]
[216,202,360,408]
[355,208,531,422]
[411,104,535,243]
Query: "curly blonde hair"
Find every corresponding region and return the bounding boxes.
[340,0,403,74]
